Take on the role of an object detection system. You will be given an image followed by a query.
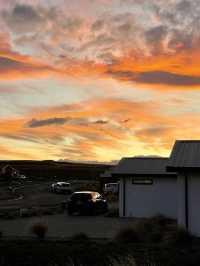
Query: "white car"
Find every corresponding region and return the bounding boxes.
[51,182,72,194]
[104,183,119,194]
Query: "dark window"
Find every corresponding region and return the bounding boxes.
[71,193,92,201]
[62,183,69,187]
[132,178,153,185]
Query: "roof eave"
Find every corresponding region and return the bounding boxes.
[167,166,200,172]
[112,173,177,178]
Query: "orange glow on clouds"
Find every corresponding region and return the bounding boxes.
[1,0,200,161]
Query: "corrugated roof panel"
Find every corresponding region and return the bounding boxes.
[112,157,175,176]
[168,140,200,168]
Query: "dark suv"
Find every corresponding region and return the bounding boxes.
[67,191,108,215]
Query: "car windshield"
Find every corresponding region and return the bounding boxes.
[71,193,92,201]
[61,183,69,187]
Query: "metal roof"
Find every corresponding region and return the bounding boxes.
[112,157,176,177]
[167,140,200,169]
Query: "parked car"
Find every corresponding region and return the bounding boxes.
[51,182,72,194]
[67,191,108,215]
[104,183,119,194]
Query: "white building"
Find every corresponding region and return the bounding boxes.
[167,140,200,236]
[106,140,200,236]
[112,157,177,219]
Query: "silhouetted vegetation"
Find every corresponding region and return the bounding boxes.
[163,226,193,245]
[31,222,48,239]
[70,232,90,242]
[0,237,200,266]
[0,215,197,265]
[114,215,193,246]
[115,227,140,243]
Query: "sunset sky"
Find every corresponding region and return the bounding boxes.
[0,0,200,162]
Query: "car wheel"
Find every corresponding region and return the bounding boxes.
[91,208,96,216]
[61,201,66,210]
[89,205,96,216]
[104,205,108,213]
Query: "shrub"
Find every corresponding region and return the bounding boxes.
[163,226,193,245]
[108,255,136,266]
[133,215,176,244]
[135,219,163,243]
[31,221,48,239]
[70,232,90,242]
[115,227,140,243]
[150,214,174,227]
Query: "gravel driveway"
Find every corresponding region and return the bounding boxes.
[0,213,137,239]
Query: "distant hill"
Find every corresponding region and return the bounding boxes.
[0,160,113,180]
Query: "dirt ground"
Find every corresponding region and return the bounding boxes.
[0,181,76,210]
[0,180,124,239]
[0,180,118,210]
[0,213,137,239]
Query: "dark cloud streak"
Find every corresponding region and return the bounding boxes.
[107,70,200,86]
[26,117,69,128]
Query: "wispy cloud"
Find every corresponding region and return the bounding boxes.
[0,0,200,160]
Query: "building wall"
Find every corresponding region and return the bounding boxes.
[177,174,187,228]
[119,177,177,219]
[119,178,124,217]
[187,172,200,236]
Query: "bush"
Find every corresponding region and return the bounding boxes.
[70,232,90,242]
[31,221,48,239]
[135,219,163,243]
[150,214,175,228]
[115,227,140,243]
[163,226,193,245]
[108,255,136,266]
[134,215,177,244]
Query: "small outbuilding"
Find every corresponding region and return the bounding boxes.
[112,157,177,219]
[167,140,200,236]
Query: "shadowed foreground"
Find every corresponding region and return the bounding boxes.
[0,239,200,266]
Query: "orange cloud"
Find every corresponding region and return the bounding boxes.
[0,52,59,80]
[0,144,38,160]
[0,98,199,161]
[2,36,200,92]
[103,48,200,89]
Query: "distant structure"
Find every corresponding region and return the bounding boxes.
[0,164,20,181]
[112,157,177,219]
[102,140,200,236]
